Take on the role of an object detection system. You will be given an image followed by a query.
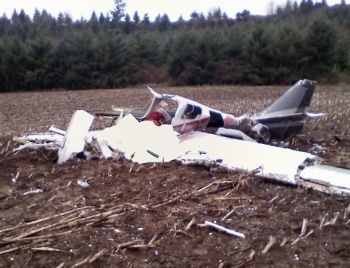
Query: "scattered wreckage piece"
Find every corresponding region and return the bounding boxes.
[13,125,66,152]
[14,110,350,195]
[23,189,43,196]
[178,131,315,184]
[57,110,94,164]
[12,80,350,195]
[86,114,181,163]
[178,131,350,195]
[299,165,350,194]
[12,142,58,152]
[198,221,245,239]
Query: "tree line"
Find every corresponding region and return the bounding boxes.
[0,0,350,91]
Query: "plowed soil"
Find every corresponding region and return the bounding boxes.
[0,84,349,267]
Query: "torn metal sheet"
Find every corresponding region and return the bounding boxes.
[299,165,350,194]
[48,126,66,136]
[179,131,315,184]
[88,114,181,164]
[178,131,350,194]
[13,142,58,152]
[13,126,66,152]
[14,132,64,146]
[96,140,113,159]
[58,110,94,164]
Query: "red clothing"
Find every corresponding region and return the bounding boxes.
[148,112,165,126]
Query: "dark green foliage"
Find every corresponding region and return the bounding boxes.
[300,20,337,78]
[0,3,350,91]
[300,0,315,13]
[236,9,250,20]
[142,14,150,25]
[242,26,276,84]
[0,37,29,91]
[93,30,130,87]
[111,0,126,25]
[133,12,140,24]
[88,12,99,33]
[157,14,171,32]
[25,37,54,89]
[0,14,10,36]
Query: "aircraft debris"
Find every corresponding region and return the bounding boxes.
[77,180,90,188]
[198,220,245,239]
[95,79,323,142]
[12,80,350,195]
[309,144,326,155]
[23,189,43,196]
[57,110,94,164]
[11,171,20,183]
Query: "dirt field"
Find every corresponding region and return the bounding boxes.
[0,84,350,267]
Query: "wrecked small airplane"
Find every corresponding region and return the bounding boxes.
[96,79,325,143]
[13,79,350,195]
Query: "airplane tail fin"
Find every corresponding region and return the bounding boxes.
[253,79,316,139]
[261,79,316,116]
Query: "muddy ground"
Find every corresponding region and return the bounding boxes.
[0,84,349,267]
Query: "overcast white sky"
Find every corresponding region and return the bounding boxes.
[0,0,347,21]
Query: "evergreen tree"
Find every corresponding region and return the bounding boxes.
[111,0,126,25]
[123,13,132,33]
[94,32,128,87]
[236,9,250,20]
[89,12,99,32]
[190,11,199,20]
[0,14,10,36]
[98,13,107,24]
[300,0,314,13]
[0,37,29,90]
[301,20,337,77]
[10,9,31,40]
[142,13,150,25]
[57,12,65,26]
[157,14,171,32]
[26,37,54,89]
[133,11,140,23]
[242,25,276,84]
[0,1,350,90]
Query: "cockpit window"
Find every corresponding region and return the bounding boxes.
[182,104,202,119]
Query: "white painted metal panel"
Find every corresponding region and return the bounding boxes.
[179,131,315,184]
[57,110,94,164]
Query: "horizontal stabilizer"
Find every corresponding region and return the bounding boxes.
[215,128,256,142]
[306,112,327,119]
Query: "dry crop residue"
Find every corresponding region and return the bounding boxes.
[0,85,349,267]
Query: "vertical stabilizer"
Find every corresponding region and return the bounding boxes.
[253,79,316,139]
[261,79,316,116]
